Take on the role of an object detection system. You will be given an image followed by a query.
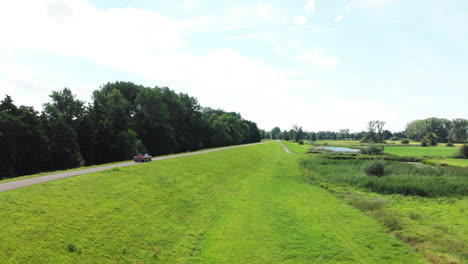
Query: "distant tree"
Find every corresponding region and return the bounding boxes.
[338,129,350,140]
[392,131,407,140]
[382,130,393,140]
[282,130,290,141]
[365,120,385,143]
[309,132,316,141]
[292,125,304,142]
[406,118,451,142]
[449,119,468,143]
[271,127,281,140]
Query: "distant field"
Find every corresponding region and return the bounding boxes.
[316,140,361,145]
[0,142,424,263]
[427,158,468,167]
[384,146,459,157]
[386,141,464,147]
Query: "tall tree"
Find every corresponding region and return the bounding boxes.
[271,127,281,140]
[449,119,468,143]
[43,89,85,170]
[365,120,385,143]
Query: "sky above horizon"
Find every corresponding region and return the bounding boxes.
[0,0,467,132]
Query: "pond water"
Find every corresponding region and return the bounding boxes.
[320,146,360,153]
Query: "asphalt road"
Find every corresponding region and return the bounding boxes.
[0,141,278,193]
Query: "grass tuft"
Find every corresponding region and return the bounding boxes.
[371,211,404,231]
[409,212,422,221]
[347,196,386,211]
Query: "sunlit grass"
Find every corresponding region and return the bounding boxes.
[0,143,424,263]
[384,146,459,158]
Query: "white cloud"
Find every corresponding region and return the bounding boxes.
[297,49,338,67]
[288,39,301,49]
[346,0,402,10]
[295,16,306,25]
[335,15,345,22]
[0,0,301,129]
[0,0,423,132]
[255,4,275,20]
[288,26,296,31]
[304,0,316,13]
[183,0,199,13]
[178,3,286,35]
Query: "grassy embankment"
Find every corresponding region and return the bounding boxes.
[295,141,468,264]
[0,143,272,184]
[0,142,424,263]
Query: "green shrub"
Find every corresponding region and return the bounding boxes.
[363,161,385,176]
[446,142,454,147]
[372,211,403,231]
[360,145,384,155]
[409,212,422,220]
[347,196,385,211]
[421,139,428,147]
[421,133,438,146]
[67,243,80,253]
[459,144,468,158]
[298,140,304,145]
[400,139,410,144]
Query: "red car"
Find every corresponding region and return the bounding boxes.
[133,154,152,162]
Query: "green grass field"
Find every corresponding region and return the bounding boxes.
[384,146,459,157]
[282,140,309,154]
[0,160,132,184]
[0,142,425,263]
[426,158,468,167]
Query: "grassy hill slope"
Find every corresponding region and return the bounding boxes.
[0,143,425,263]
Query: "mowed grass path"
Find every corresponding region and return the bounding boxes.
[0,143,425,263]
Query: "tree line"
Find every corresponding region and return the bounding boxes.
[0,82,261,179]
[405,118,468,143]
[263,118,467,144]
[261,121,399,143]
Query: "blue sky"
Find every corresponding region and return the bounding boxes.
[0,0,467,132]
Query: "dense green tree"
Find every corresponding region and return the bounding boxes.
[406,118,453,142]
[282,130,290,141]
[271,127,281,139]
[449,119,468,143]
[0,82,262,179]
[92,88,139,163]
[309,132,316,141]
[292,125,304,142]
[364,120,385,143]
[0,96,50,178]
[42,88,85,169]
